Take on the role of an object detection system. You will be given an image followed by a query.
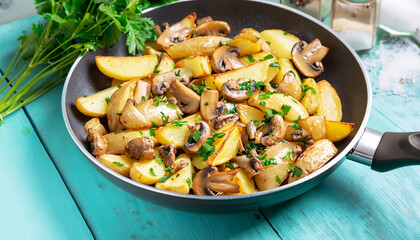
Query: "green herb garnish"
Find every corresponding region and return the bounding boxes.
[171,120,187,127]
[276,175,282,184]
[186,178,192,187]
[245,55,256,63]
[158,172,174,183]
[155,156,163,165]
[281,104,291,115]
[261,158,277,166]
[149,168,156,177]
[282,151,296,161]
[175,70,181,77]
[288,163,303,178]
[224,162,235,169]
[105,97,110,104]
[269,62,280,68]
[221,41,230,46]
[160,111,169,126]
[112,161,124,167]
[301,85,316,98]
[149,128,156,137]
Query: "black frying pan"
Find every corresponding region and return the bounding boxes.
[62,0,420,213]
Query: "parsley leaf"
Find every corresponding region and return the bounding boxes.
[281,104,291,115]
[149,128,156,137]
[221,41,230,46]
[269,62,280,68]
[171,120,188,127]
[291,116,302,130]
[276,175,282,184]
[261,158,277,166]
[264,109,284,120]
[105,96,110,104]
[155,156,163,165]
[301,85,316,98]
[245,55,255,63]
[288,163,303,177]
[112,161,124,167]
[160,112,169,126]
[158,172,174,183]
[149,167,156,177]
[225,162,235,169]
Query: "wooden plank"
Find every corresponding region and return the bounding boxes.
[0,80,93,239]
[0,15,280,240]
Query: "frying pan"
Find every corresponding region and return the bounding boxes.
[62,0,420,212]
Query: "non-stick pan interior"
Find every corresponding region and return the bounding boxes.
[63,0,369,207]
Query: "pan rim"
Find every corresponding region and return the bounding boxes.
[61,0,372,201]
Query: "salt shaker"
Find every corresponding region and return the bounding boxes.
[281,0,333,21]
[330,0,381,51]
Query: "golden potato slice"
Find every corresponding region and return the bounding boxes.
[155,113,200,147]
[298,116,327,141]
[237,104,265,124]
[176,55,212,78]
[239,52,279,81]
[249,92,309,122]
[130,149,165,185]
[326,120,355,142]
[107,80,137,132]
[300,78,320,115]
[95,55,158,81]
[229,38,262,57]
[155,154,195,194]
[165,36,231,60]
[315,80,342,121]
[295,139,338,173]
[104,130,157,155]
[254,141,300,191]
[223,168,257,195]
[260,29,300,59]
[75,80,134,117]
[157,53,176,73]
[97,154,134,177]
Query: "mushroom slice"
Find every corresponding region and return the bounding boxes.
[291,38,329,78]
[157,13,196,48]
[232,155,263,179]
[169,79,200,114]
[183,121,211,153]
[159,144,177,168]
[192,167,240,195]
[284,126,314,145]
[89,129,108,156]
[192,21,231,37]
[211,113,240,130]
[125,137,155,160]
[221,79,260,102]
[196,16,213,26]
[257,115,286,146]
[211,46,245,73]
[172,160,189,173]
[200,90,226,121]
[152,68,193,96]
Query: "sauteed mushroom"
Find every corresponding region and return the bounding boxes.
[196,16,213,26]
[89,129,108,156]
[277,71,302,100]
[184,121,211,153]
[200,90,226,121]
[192,21,231,37]
[221,79,260,102]
[152,68,193,96]
[256,115,286,146]
[169,79,200,114]
[125,138,155,160]
[159,144,188,173]
[211,46,245,73]
[291,38,329,78]
[232,155,263,179]
[192,167,240,195]
[284,126,314,145]
[157,13,196,48]
[211,113,239,129]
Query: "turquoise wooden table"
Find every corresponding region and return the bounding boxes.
[1,6,420,240]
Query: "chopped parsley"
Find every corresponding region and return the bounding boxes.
[291,116,302,130]
[149,128,156,137]
[117,83,122,89]
[151,121,158,128]
[149,168,156,177]
[197,132,226,160]
[269,62,280,68]
[153,96,167,106]
[160,112,169,126]
[276,175,282,184]
[268,128,274,135]
[204,102,209,106]
[224,162,235,169]
[253,120,260,126]
[116,112,122,116]
[301,85,316,98]
[266,41,271,45]
[171,120,188,127]
[259,101,267,106]
[300,141,308,147]
[225,103,237,115]
[245,55,256,63]
[196,115,202,121]
[239,81,255,97]
[258,90,278,100]
[155,156,163,165]
[284,31,289,36]
[166,103,177,109]
[288,163,303,178]
[153,67,161,73]
[264,109,284,120]
[221,41,230,46]
[282,151,296,161]
[150,92,154,98]
[164,167,172,171]
[158,172,174,183]
[158,52,164,61]
[186,178,192,187]
[176,111,183,118]
[192,81,208,95]
[175,70,181,77]
[281,104,291,115]
[261,157,277,166]
[105,96,110,104]
[192,129,201,142]
[260,54,274,61]
[112,161,124,167]
[141,96,146,102]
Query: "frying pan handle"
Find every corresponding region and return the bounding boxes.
[347,128,420,172]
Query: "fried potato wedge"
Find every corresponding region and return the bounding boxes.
[95,55,158,80]
[155,154,195,194]
[295,139,337,173]
[260,29,300,59]
[315,80,342,121]
[97,154,134,177]
[326,120,355,142]
[166,36,231,59]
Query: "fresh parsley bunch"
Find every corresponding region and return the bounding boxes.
[0,0,168,121]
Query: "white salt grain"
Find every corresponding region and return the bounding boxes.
[361,36,420,97]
